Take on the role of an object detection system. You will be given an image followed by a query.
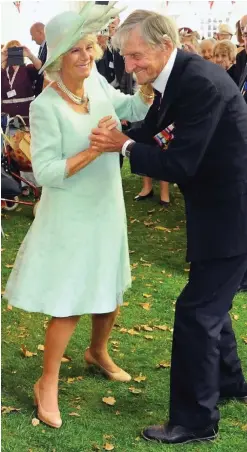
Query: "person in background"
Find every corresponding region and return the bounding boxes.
[97,28,109,52]
[217,23,234,41]
[1,40,41,195]
[1,40,41,124]
[213,40,237,71]
[228,15,247,86]
[200,38,216,62]
[179,28,200,54]
[30,22,47,96]
[235,19,244,53]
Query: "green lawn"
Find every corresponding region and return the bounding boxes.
[2,163,247,452]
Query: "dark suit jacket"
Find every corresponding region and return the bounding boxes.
[228,49,247,85]
[128,49,247,262]
[34,42,47,97]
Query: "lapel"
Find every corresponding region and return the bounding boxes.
[157,49,193,129]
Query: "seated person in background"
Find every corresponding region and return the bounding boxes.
[1,40,42,125]
[200,38,216,62]
[217,23,234,41]
[179,28,200,54]
[213,40,237,71]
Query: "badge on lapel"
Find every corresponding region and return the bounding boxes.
[154,124,175,150]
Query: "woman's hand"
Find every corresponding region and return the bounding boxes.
[98,116,118,131]
[23,46,33,60]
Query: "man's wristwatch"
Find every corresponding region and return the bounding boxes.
[121,139,136,158]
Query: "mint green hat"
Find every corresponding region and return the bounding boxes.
[39,1,125,74]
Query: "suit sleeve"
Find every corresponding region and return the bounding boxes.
[30,101,67,188]
[130,79,225,184]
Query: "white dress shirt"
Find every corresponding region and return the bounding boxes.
[152,48,177,96]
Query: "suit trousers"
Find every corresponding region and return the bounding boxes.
[169,253,247,429]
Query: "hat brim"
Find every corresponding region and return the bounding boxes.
[39,1,126,74]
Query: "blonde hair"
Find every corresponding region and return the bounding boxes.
[213,40,237,63]
[113,10,181,51]
[3,40,21,50]
[1,40,22,69]
[45,34,103,81]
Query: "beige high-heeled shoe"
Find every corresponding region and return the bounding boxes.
[33,380,62,429]
[84,348,131,382]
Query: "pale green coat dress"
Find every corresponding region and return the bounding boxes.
[4,68,149,317]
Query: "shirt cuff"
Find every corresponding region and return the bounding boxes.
[121,139,135,157]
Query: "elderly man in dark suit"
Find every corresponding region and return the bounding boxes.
[90,10,247,445]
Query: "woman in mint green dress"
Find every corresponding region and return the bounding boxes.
[3,3,153,429]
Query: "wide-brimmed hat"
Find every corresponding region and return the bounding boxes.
[218,23,234,36]
[39,1,125,74]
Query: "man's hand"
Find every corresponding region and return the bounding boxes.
[90,128,129,153]
[98,115,118,130]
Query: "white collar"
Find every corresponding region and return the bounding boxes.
[152,48,177,96]
[40,40,46,49]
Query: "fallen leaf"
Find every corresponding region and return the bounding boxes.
[143,293,152,298]
[142,263,152,267]
[140,303,151,311]
[242,337,247,344]
[144,221,154,227]
[129,387,142,394]
[5,264,14,268]
[161,270,166,274]
[184,268,190,272]
[37,344,45,351]
[103,444,115,451]
[115,410,121,415]
[32,418,40,427]
[129,250,135,254]
[92,444,101,451]
[67,377,76,383]
[155,325,168,331]
[154,226,171,232]
[127,329,140,336]
[166,274,172,278]
[130,218,139,224]
[142,325,153,332]
[102,397,116,406]
[148,209,155,214]
[241,425,247,432]
[233,314,239,320]
[122,302,129,307]
[119,328,127,333]
[69,412,80,417]
[21,345,37,358]
[7,305,12,311]
[144,335,154,340]
[132,276,136,281]
[134,375,147,383]
[61,355,72,363]
[1,406,21,414]
[156,361,171,369]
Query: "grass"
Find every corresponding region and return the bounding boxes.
[1,163,247,452]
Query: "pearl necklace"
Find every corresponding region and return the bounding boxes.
[57,75,89,107]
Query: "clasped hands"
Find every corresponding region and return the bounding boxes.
[89,116,129,154]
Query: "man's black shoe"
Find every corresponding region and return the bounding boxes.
[142,423,218,444]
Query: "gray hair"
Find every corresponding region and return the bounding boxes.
[113,10,181,51]
[200,38,217,45]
